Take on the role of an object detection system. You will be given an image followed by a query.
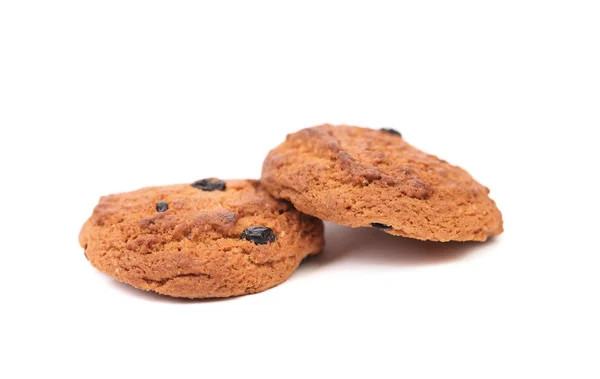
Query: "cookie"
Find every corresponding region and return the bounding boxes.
[79,179,324,298]
[261,125,503,242]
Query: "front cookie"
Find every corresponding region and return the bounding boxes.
[79,180,324,298]
[261,125,503,242]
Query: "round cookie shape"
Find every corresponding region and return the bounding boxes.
[261,125,503,242]
[79,180,324,298]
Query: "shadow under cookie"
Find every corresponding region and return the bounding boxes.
[305,222,488,268]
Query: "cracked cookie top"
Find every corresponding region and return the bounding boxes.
[79,180,324,298]
[261,124,503,242]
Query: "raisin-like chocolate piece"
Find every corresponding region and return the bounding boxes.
[191,178,226,191]
[380,128,402,137]
[240,226,276,245]
[156,201,169,212]
[371,222,392,230]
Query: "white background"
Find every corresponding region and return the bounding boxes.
[1,1,599,378]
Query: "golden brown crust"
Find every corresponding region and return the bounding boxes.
[261,125,503,242]
[79,180,324,298]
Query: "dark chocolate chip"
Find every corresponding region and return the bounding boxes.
[380,128,402,137]
[240,226,276,245]
[371,222,392,230]
[156,201,169,212]
[191,178,226,191]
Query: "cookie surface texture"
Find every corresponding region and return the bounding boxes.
[79,180,324,298]
[261,125,503,242]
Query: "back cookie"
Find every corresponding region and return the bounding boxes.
[261,125,503,242]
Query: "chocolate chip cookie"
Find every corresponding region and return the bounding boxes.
[79,179,324,298]
[261,125,503,242]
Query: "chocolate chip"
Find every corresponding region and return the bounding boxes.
[240,226,276,245]
[380,128,402,137]
[156,201,169,212]
[191,178,226,191]
[371,222,392,230]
